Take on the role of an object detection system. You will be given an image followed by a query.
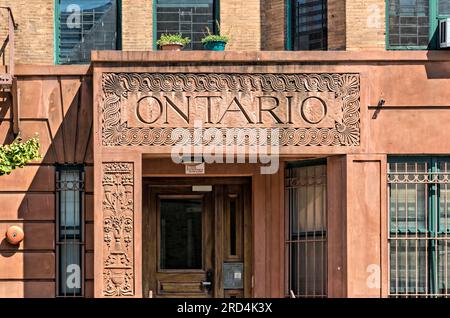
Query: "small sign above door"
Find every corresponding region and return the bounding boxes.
[185,162,205,175]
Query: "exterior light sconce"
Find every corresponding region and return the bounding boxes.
[5,225,24,245]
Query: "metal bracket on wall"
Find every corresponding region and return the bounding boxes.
[11,78,20,135]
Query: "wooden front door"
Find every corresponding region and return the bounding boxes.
[143,178,251,298]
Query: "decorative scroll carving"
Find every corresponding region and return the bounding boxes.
[101,73,360,147]
[102,162,134,297]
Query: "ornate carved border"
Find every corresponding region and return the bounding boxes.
[102,162,135,296]
[101,73,360,147]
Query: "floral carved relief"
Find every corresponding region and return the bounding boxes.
[102,162,134,296]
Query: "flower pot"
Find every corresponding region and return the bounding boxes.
[203,40,227,51]
[160,43,184,51]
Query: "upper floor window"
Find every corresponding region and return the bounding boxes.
[155,0,219,50]
[287,0,328,50]
[56,0,120,64]
[387,0,450,49]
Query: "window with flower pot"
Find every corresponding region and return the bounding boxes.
[287,0,328,50]
[154,0,219,50]
[55,0,120,64]
[56,166,85,297]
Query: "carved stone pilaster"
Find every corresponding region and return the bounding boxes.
[102,162,134,296]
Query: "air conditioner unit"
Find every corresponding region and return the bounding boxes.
[439,18,450,48]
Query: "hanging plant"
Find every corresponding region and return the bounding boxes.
[0,135,41,176]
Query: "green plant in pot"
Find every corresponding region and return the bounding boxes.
[156,33,191,51]
[201,23,230,51]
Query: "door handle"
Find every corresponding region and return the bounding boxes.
[202,270,213,291]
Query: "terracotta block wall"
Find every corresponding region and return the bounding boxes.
[261,0,285,50]
[346,0,385,50]
[121,0,153,51]
[0,71,94,297]
[328,0,346,50]
[0,0,54,65]
[220,0,261,51]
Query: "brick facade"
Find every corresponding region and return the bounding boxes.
[220,0,261,51]
[0,2,390,63]
[328,0,346,50]
[0,0,54,65]
[121,0,153,51]
[346,0,386,50]
[261,0,285,51]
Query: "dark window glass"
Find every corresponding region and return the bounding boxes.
[388,158,450,297]
[291,0,327,50]
[156,0,216,50]
[160,199,203,269]
[57,0,119,64]
[388,0,430,47]
[57,167,84,297]
[285,164,327,298]
[439,0,450,15]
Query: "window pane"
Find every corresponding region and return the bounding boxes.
[390,239,427,295]
[439,0,450,15]
[388,0,429,47]
[58,0,118,64]
[389,161,427,234]
[156,0,215,50]
[59,240,82,295]
[292,0,327,50]
[160,199,203,269]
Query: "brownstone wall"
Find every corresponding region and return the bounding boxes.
[346,0,385,50]
[261,0,285,51]
[0,67,93,297]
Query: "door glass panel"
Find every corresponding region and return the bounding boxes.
[160,199,203,269]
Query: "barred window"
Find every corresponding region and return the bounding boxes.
[56,166,85,297]
[289,0,328,50]
[56,0,119,64]
[388,157,450,297]
[155,0,218,50]
[285,162,327,298]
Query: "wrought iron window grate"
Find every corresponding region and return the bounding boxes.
[388,158,450,298]
[285,163,327,298]
[56,166,85,297]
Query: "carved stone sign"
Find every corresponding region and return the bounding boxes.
[101,73,360,147]
[102,162,135,296]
